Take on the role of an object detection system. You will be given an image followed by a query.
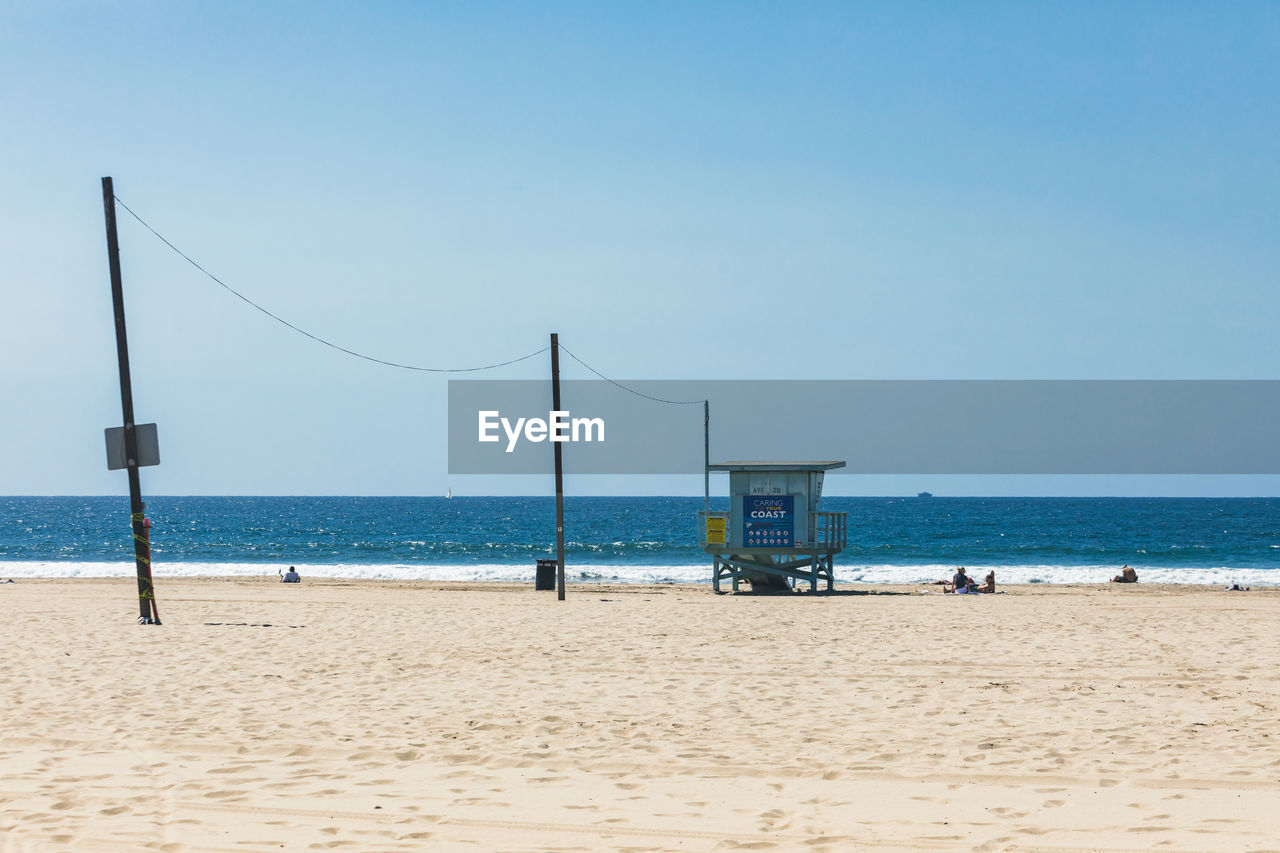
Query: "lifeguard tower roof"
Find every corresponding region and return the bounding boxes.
[708,461,846,472]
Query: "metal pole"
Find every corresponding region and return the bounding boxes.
[704,400,710,515]
[551,333,566,600]
[102,177,159,624]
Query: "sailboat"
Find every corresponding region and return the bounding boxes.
[445,488,452,499]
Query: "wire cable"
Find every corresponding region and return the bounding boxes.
[112,196,549,373]
[559,345,705,405]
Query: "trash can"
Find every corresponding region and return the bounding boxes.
[535,559,557,591]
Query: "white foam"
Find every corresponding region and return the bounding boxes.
[1,561,1275,586]
[0,561,710,584]
[837,563,1280,587]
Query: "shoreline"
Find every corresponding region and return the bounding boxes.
[7,575,1279,591]
[3,561,1277,587]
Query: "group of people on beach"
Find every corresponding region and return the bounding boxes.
[931,567,996,594]
[930,565,1142,591]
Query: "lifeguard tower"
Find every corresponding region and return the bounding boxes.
[700,461,847,593]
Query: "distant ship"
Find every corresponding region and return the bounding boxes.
[917,491,933,498]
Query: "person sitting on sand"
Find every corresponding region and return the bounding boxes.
[974,570,996,594]
[948,567,976,594]
[1110,565,1138,584]
[279,566,301,583]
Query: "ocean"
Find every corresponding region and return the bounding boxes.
[1,496,1277,586]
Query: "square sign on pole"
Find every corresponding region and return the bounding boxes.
[105,423,160,470]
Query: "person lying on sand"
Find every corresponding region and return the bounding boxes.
[930,568,964,590]
[1110,565,1138,583]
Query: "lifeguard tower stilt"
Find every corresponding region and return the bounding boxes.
[700,461,847,593]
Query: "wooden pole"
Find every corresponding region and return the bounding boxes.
[140,506,160,623]
[551,333,566,600]
[101,176,159,624]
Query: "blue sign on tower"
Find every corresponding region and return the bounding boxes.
[742,495,796,547]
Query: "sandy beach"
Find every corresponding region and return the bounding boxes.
[2,578,1278,852]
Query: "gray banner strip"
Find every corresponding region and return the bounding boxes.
[448,380,1280,475]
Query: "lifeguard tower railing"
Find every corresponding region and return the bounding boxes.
[699,510,847,551]
[700,460,848,593]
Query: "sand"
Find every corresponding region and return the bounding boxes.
[1,578,1278,852]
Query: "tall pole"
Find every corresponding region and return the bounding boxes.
[102,177,159,624]
[551,333,566,600]
[704,400,710,514]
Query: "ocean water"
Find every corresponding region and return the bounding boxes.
[1,496,1277,586]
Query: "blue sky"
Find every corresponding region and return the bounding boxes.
[2,1,1278,495]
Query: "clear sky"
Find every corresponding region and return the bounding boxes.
[3,1,1278,496]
